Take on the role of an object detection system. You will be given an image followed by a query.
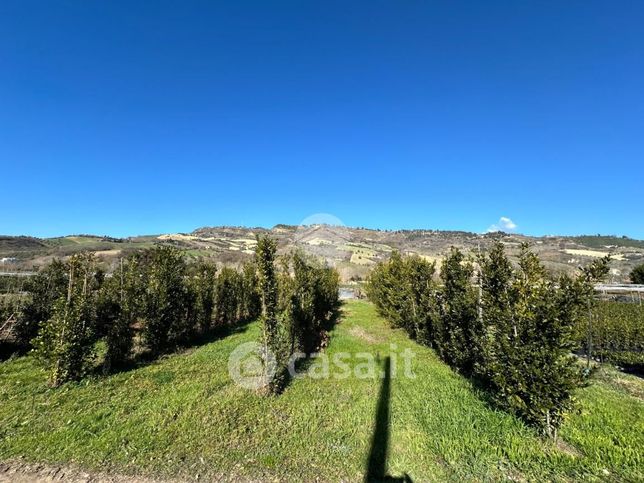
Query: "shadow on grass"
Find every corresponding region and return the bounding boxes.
[365,356,412,483]
[0,341,23,361]
[272,303,345,395]
[97,316,256,377]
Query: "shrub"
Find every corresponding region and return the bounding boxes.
[256,235,284,393]
[285,251,340,354]
[98,257,142,372]
[630,263,644,284]
[15,259,69,348]
[188,262,217,332]
[32,253,97,386]
[478,244,590,438]
[140,246,189,355]
[575,300,644,372]
[214,267,243,326]
[437,248,479,374]
[367,243,609,438]
[240,261,261,321]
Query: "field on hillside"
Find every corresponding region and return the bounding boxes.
[1,301,642,481]
[3,227,644,283]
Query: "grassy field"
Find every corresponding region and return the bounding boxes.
[0,300,642,481]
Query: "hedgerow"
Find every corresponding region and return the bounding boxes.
[367,242,609,438]
[9,238,339,391]
[32,253,98,386]
[9,245,260,384]
[575,300,644,372]
[256,236,340,394]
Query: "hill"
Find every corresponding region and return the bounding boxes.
[1,226,643,282]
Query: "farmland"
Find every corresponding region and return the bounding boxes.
[1,300,642,481]
[3,225,644,283]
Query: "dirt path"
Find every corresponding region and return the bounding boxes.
[0,461,166,483]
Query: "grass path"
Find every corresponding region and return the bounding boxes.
[1,300,642,481]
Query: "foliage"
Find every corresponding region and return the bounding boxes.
[213,267,243,326]
[14,259,69,348]
[138,246,190,354]
[240,261,261,322]
[255,235,285,393]
[98,257,142,372]
[1,301,642,481]
[282,251,340,354]
[32,253,97,386]
[366,251,438,341]
[187,262,217,333]
[437,248,479,373]
[575,300,644,371]
[478,245,590,438]
[367,242,609,438]
[630,263,644,284]
[255,238,340,393]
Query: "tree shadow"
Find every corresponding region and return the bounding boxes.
[272,303,345,395]
[365,356,413,483]
[95,316,256,377]
[0,341,22,361]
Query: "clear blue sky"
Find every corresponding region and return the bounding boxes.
[1,1,643,238]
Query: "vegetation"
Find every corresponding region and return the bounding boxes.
[630,263,644,284]
[14,259,69,348]
[32,253,98,386]
[1,245,261,384]
[575,300,644,372]
[367,243,609,438]
[0,301,642,481]
[255,236,340,393]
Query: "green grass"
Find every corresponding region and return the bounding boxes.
[1,301,642,481]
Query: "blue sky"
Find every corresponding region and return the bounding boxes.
[1,1,643,238]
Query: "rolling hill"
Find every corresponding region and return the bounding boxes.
[1,226,643,282]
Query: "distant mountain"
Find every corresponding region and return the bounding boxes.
[1,226,643,282]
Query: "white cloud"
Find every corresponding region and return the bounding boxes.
[487,216,517,233]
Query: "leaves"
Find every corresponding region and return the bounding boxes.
[367,242,604,438]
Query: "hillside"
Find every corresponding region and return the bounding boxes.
[2,226,644,282]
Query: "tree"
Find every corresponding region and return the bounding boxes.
[141,246,188,355]
[32,253,97,387]
[16,259,69,348]
[367,243,610,438]
[438,248,479,373]
[240,261,260,321]
[99,256,141,373]
[214,267,242,326]
[189,262,217,333]
[255,235,286,393]
[630,263,644,284]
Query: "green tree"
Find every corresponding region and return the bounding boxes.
[438,248,479,373]
[99,257,141,373]
[189,262,217,333]
[16,259,69,348]
[32,253,97,387]
[255,235,286,393]
[629,263,644,284]
[141,246,188,355]
[240,260,260,321]
[214,267,242,326]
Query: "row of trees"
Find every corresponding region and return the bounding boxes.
[11,246,261,386]
[367,243,609,438]
[256,236,341,394]
[6,238,340,390]
[575,300,644,372]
